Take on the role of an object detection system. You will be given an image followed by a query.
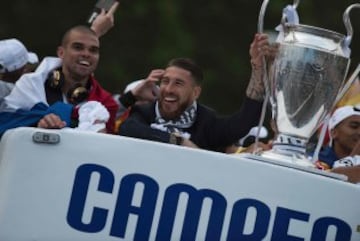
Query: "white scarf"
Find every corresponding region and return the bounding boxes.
[150,101,197,139]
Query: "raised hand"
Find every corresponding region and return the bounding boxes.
[132,69,164,102]
[91,1,120,37]
[249,33,270,69]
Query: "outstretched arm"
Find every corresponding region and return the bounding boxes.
[91,1,119,37]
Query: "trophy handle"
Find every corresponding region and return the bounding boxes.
[258,0,300,33]
[254,0,271,153]
[257,0,270,34]
[342,4,360,53]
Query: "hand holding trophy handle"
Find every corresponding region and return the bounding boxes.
[253,0,301,153]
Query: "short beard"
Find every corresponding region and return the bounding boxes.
[159,100,191,120]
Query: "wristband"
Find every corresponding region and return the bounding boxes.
[119,91,137,108]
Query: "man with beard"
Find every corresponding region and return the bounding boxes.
[119,34,269,152]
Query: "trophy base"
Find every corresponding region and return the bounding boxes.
[260,149,315,168]
[234,152,347,181]
[264,134,315,168]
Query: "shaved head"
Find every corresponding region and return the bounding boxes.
[61,25,98,47]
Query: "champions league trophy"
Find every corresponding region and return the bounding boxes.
[248,0,360,168]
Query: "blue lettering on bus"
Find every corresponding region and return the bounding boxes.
[227,198,270,241]
[67,163,114,232]
[66,164,353,241]
[271,207,309,241]
[156,183,226,241]
[110,174,159,241]
[311,217,352,241]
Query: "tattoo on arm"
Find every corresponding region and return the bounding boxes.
[246,65,265,101]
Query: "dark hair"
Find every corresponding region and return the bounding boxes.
[167,58,203,85]
[61,25,98,47]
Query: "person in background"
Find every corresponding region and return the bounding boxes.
[0,38,39,102]
[119,33,270,152]
[313,105,360,183]
[315,105,360,169]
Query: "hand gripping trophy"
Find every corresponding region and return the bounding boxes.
[249,0,360,169]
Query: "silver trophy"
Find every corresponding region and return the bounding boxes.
[253,0,360,168]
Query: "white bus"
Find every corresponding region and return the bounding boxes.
[0,127,359,241]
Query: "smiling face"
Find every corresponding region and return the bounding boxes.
[158,66,201,120]
[57,27,100,86]
[332,115,360,157]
